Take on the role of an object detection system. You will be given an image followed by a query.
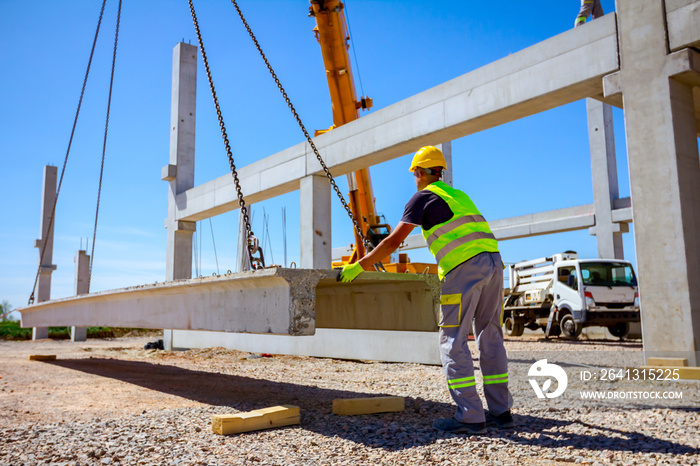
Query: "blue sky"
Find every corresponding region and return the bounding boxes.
[0,0,631,316]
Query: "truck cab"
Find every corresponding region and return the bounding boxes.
[503,252,641,339]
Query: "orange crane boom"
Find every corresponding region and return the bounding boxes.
[309,0,437,274]
[309,0,385,264]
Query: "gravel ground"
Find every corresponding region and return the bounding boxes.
[0,335,698,465]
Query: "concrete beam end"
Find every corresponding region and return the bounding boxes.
[589,222,629,236]
[603,71,622,98]
[666,48,700,87]
[176,221,197,232]
[162,164,177,181]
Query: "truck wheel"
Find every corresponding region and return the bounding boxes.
[560,314,582,339]
[608,322,629,338]
[504,316,524,337]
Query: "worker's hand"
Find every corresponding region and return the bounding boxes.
[338,262,364,283]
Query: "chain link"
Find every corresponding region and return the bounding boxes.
[188,0,259,267]
[229,0,370,252]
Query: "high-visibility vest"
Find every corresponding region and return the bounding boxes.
[421,181,499,279]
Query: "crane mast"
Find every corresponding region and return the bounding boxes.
[309,0,388,264]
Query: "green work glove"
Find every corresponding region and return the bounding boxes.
[338,262,364,283]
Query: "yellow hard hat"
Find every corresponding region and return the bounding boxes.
[409,146,446,172]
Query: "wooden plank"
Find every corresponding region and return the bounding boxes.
[211,405,300,435]
[646,357,688,367]
[28,355,56,361]
[332,396,405,416]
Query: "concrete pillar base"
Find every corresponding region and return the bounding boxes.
[71,327,87,342]
[32,327,48,340]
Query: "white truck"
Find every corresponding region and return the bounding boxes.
[503,251,640,339]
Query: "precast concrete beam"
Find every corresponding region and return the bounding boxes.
[18,269,440,335]
[174,14,620,222]
[387,200,633,254]
[666,0,700,52]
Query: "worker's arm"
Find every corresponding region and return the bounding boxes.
[358,222,416,271]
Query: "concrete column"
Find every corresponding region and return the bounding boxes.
[614,0,700,365]
[436,141,453,187]
[585,99,626,259]
[163,42,197,351]
[300,174,331,269]
[71,250,90,342]
[163,42,197,282]
[32,165,58,340]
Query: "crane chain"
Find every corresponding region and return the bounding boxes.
[188,0,262,269]
[228,0,371,253]
[28,0,109,305]
[89,0,122,293]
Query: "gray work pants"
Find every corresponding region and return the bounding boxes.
[438,252,512,423]
[575,0,604,27]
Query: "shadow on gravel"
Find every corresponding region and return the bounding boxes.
[45,358,698,455]
[497,412,700,456]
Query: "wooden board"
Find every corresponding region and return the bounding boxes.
[646,357,688,367]
[211,405,300,435]
[28,355,56,361]
[332,396,405,416]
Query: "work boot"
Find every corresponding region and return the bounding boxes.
[485,410,515,429]
[433,418,487,434]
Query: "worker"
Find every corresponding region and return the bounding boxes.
[339,146,513,434]
[575,0,604,27]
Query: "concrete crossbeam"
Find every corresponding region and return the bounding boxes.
[666,0,700,51]
[386,200,632,254]
[18,269,440,335]
[174,14,619,222]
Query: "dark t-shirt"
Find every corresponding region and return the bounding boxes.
[400,190,454,231]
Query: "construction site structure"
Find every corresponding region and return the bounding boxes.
[503,252,640,339]
[17,0,700,367]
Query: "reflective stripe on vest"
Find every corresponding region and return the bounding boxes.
[421,181,498,279]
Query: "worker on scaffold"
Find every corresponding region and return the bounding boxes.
[339,146,514,434]
[575,0,604,27]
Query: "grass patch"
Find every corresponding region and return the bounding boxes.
[0,320,158,340]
